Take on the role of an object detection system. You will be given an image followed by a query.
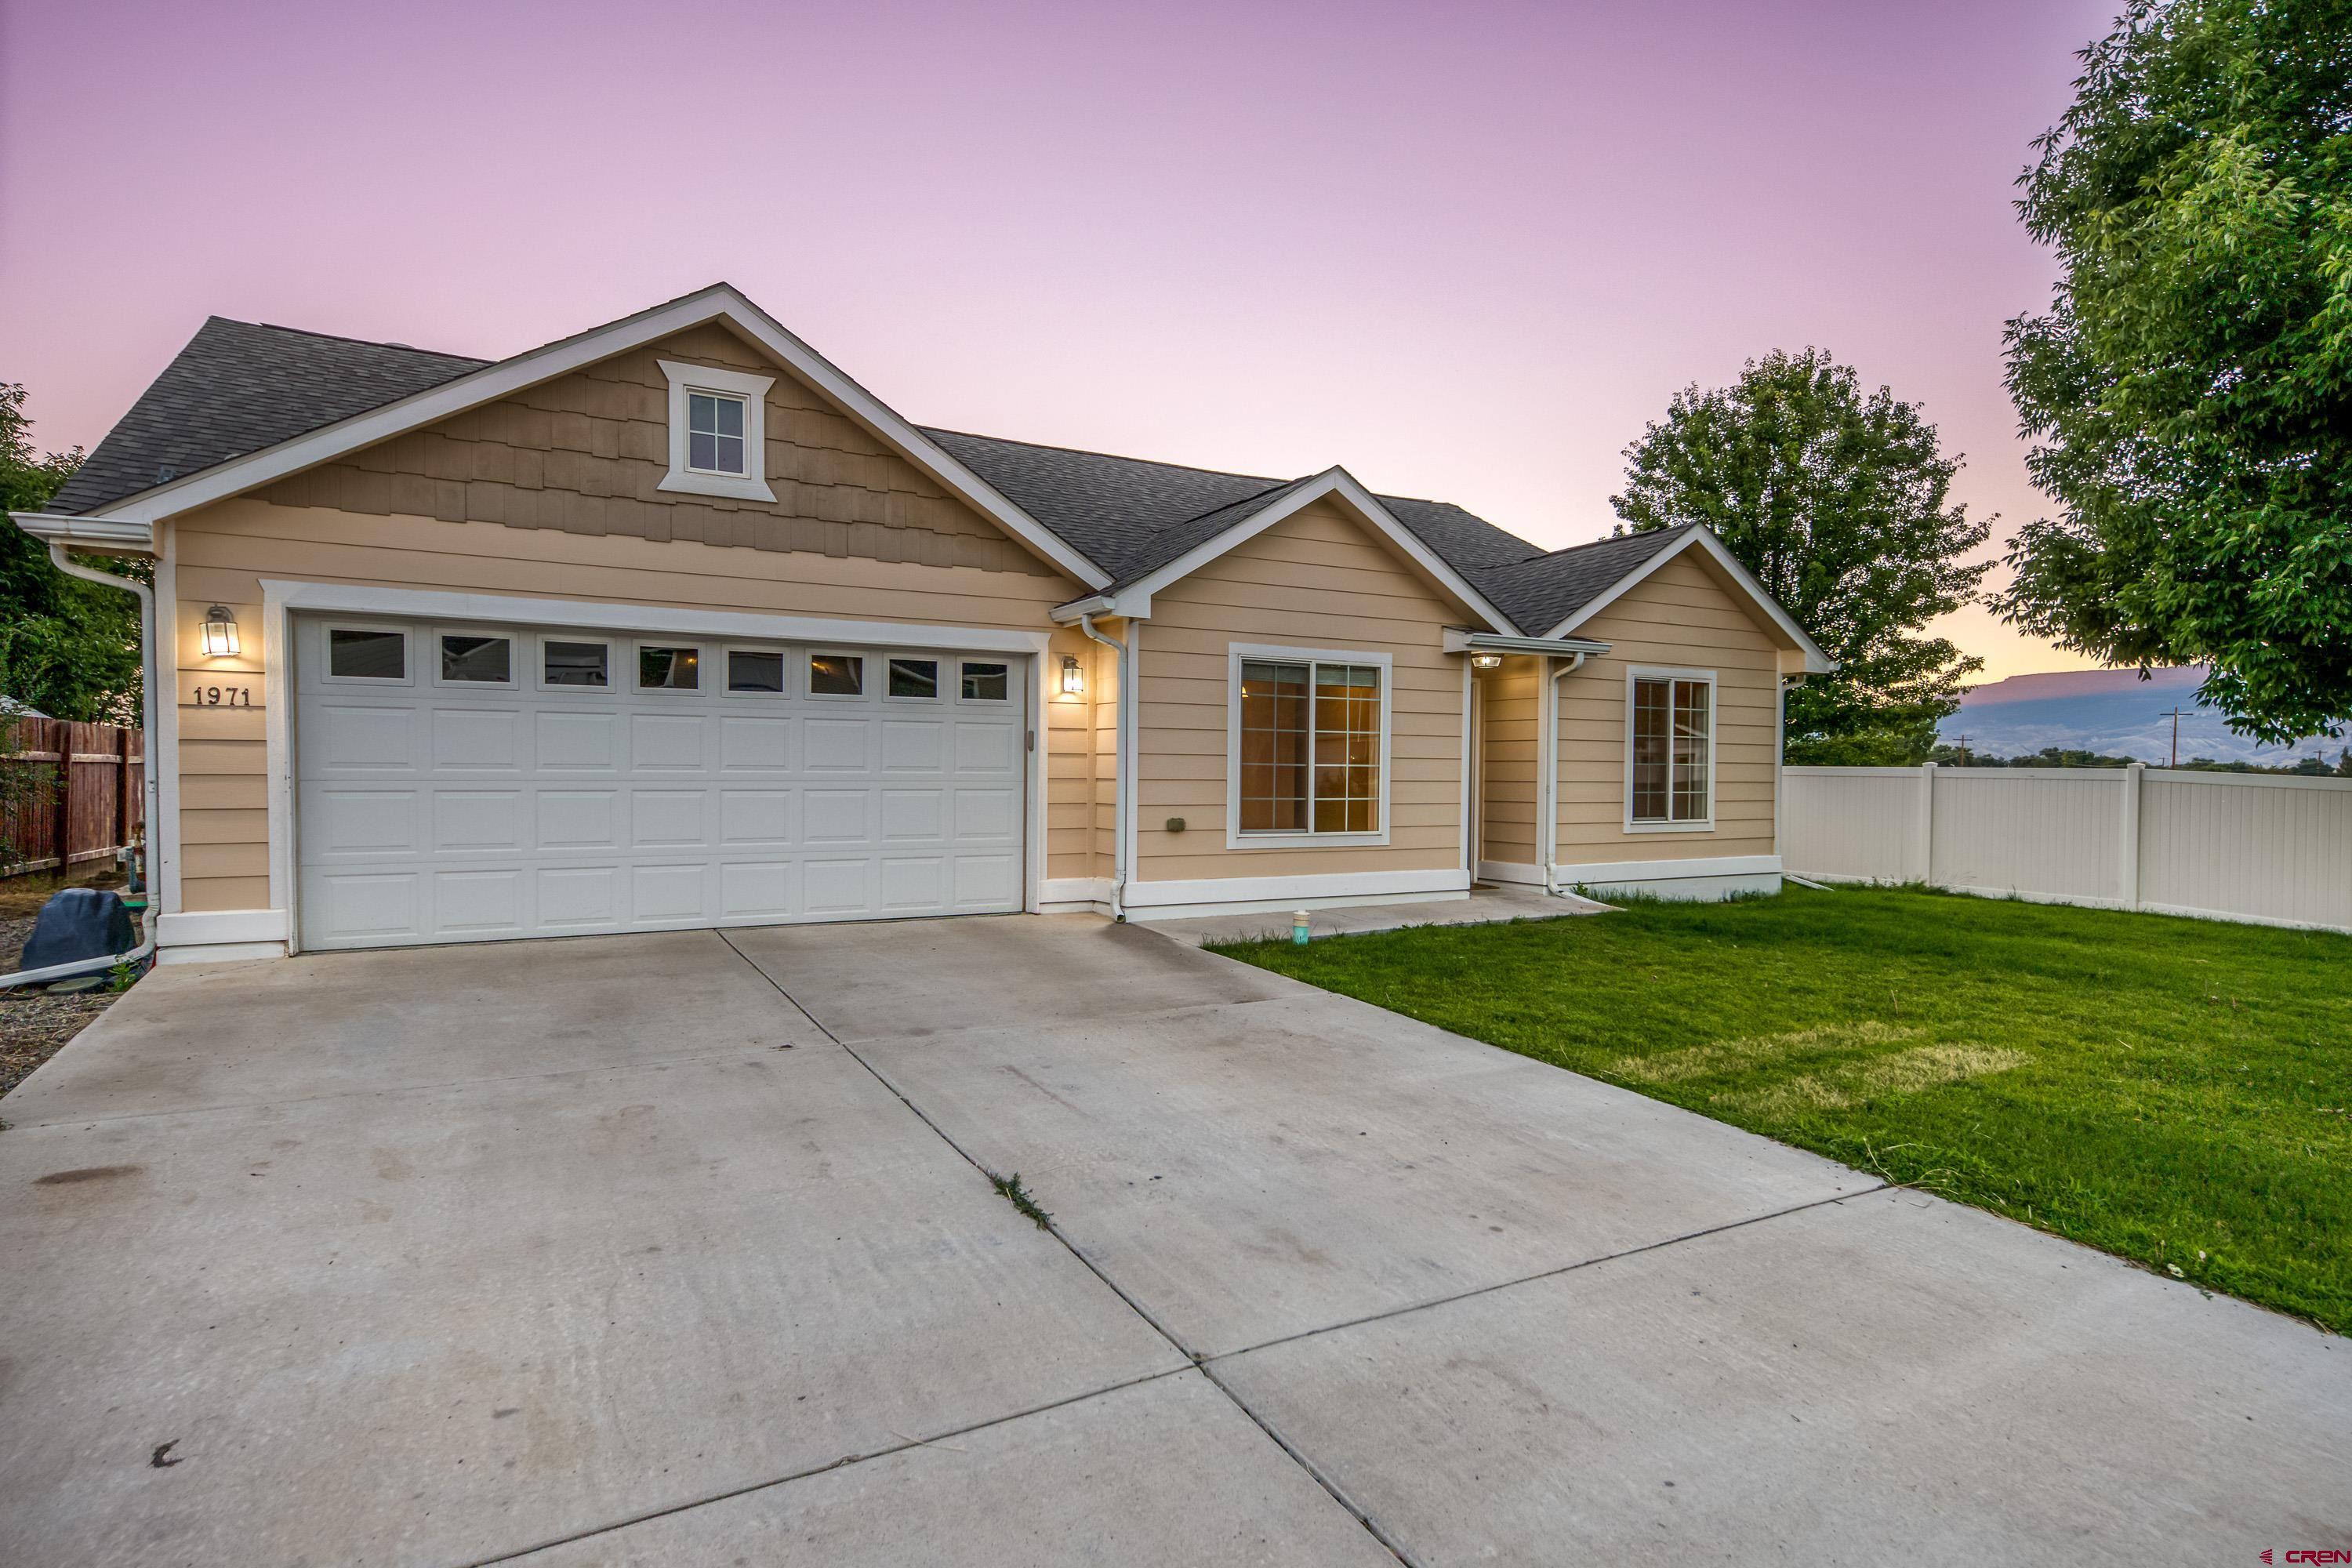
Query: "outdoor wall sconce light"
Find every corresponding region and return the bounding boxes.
[1469,652,1504,671]
[201,604,241,659]
[1060,654,1084,696]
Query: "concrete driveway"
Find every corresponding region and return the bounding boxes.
[0,916,2343,1566]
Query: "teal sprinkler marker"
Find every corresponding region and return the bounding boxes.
[1291,909,1312,946]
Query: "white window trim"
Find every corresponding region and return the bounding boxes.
[720,644,793,698]
[1624,664,1717,833]
[631,639,706,695]
[535,633,615,695]
[882,655,948,704]
[430,626,520,690]
[658,359,776,502]
[805,650,869,701]
[958,658,1013,703]
[317,621,414,686]
[1224,641,1394,851]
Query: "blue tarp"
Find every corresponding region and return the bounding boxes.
[19,888,137,970]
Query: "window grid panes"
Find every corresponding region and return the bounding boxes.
[687,391,746,475]
[960,662,1009,701]
[1238,659,1381,835]
[1632,676,1710,823]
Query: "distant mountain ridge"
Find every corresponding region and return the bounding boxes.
[1939,666,2343,767]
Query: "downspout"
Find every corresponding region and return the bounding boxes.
[1075,613,1129,920]
[1539,651,1589,898]
[0,543,159,986]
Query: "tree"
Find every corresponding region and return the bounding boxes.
[1610,349,1991,764]
[1996,0,2352,744]
[0,382,146,724]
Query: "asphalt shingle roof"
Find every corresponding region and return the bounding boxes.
[43,316,1695,636]
[1467,524,1697,636]
[46,318,488,517]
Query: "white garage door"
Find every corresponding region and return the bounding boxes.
[293,616,1029,951]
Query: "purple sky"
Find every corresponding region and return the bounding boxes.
[2,0,2119,678]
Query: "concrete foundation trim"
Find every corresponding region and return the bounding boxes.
[1120,866,1470,922]
[1552,854,1780,885]
[1475,859,1544,887]
[1037,877,1113,915]
[157,939,289,967]
[156,908,289,948]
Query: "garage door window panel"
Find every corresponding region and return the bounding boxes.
[637,644,702,691]
[809,653,864,698]
[437,632,514,687]
[541,639,612,690]
[725,648,789,695]
[323,626,410,684]
[960,662,1010,701]
[887,658,941,700]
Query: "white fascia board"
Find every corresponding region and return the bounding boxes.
[76,284,1112,591]
[1441,628,1611,657]
[1055,468,1518,630]
[10,512,156,554]
[1544,528,1835,673]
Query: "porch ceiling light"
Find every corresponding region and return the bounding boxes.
[1060,653,1084,696]
[1468,652,1504,671]
[201,604,241,659]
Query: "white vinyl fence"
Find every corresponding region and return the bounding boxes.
[1781,764,2352,934]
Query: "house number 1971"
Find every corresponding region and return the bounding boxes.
[190,685,253,707]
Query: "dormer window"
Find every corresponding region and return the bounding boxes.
[659,359,775,502]
[688,392,746,475]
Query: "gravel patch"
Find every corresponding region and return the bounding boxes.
[1,912,127,1104]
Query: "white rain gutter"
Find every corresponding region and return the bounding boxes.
[0,517,160,987]
[1074,612,1131,920]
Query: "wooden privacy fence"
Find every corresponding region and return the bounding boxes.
[1781,764,2352,934]
[2,718,145,878]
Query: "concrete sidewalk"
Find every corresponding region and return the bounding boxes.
[2,916,2344,1566]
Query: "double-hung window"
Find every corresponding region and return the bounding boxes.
[1235,651,1386,840]
[1628,670,1713,827]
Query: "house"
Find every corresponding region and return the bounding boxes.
[12,284,1831,964]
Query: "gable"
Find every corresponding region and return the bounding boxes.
[1576,549,1778,658]
[1150,496,1460,626]
[252,323,1066,579]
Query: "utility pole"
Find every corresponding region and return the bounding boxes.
[2158,707,2190,768]
[1951,733,1972,765]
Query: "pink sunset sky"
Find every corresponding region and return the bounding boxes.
[2,0,2119,681]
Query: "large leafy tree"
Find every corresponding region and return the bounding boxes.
[1997,0,2352,742]
[1,382,146,723]
[1611,349,1991,764]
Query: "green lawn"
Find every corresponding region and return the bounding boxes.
[1210,885,2352,1334]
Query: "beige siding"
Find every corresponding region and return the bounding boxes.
[1133,500,1466,883]
[167,500,1109,914]
[1476,655,1541,869]
[1554,550,1781,863]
